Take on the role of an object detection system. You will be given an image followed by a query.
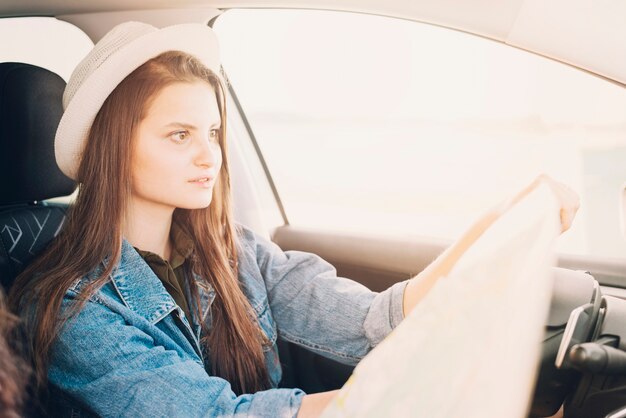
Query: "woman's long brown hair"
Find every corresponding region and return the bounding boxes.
[9,51,271,395]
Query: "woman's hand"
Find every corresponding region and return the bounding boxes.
[503,174,580,234]
[538,174,580,233]
[297,390,339,418]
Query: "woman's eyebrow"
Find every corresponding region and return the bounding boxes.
[164,121,221,129]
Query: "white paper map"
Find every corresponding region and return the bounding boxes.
[321,183,561,418]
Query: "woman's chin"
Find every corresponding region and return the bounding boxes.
[176,197,213,210]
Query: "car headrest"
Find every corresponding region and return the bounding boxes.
[0,62,76,205]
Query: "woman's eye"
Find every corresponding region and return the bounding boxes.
[169,130,189,143]
[209,129,220,142]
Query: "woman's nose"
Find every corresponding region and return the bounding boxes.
[194,137,220,168]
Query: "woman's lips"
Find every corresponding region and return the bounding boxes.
[189,177,215,188]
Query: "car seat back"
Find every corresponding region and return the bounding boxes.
[0,62,75,292]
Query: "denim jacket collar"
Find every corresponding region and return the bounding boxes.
[102,239,215,325]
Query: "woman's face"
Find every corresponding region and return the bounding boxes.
[130,81,222,212]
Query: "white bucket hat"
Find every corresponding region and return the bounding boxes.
[55,21,221,181]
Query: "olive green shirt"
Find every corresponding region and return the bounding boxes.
[134,222,194,321]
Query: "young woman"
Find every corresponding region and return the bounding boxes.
[9,21,578,417]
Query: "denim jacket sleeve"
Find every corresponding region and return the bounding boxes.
[49,287,305,418]
[238,226,409,366]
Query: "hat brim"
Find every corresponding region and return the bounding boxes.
[55,23,221,181]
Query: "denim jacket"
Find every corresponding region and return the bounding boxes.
[49,224,408,417]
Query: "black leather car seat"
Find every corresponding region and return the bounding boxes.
[0,62,76,292]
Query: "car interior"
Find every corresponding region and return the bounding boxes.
[1,1,626,417]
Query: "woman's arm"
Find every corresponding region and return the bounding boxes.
[402,174,580,317]
[242,227,407,365]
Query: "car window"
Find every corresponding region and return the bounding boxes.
[214,9,626,260]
